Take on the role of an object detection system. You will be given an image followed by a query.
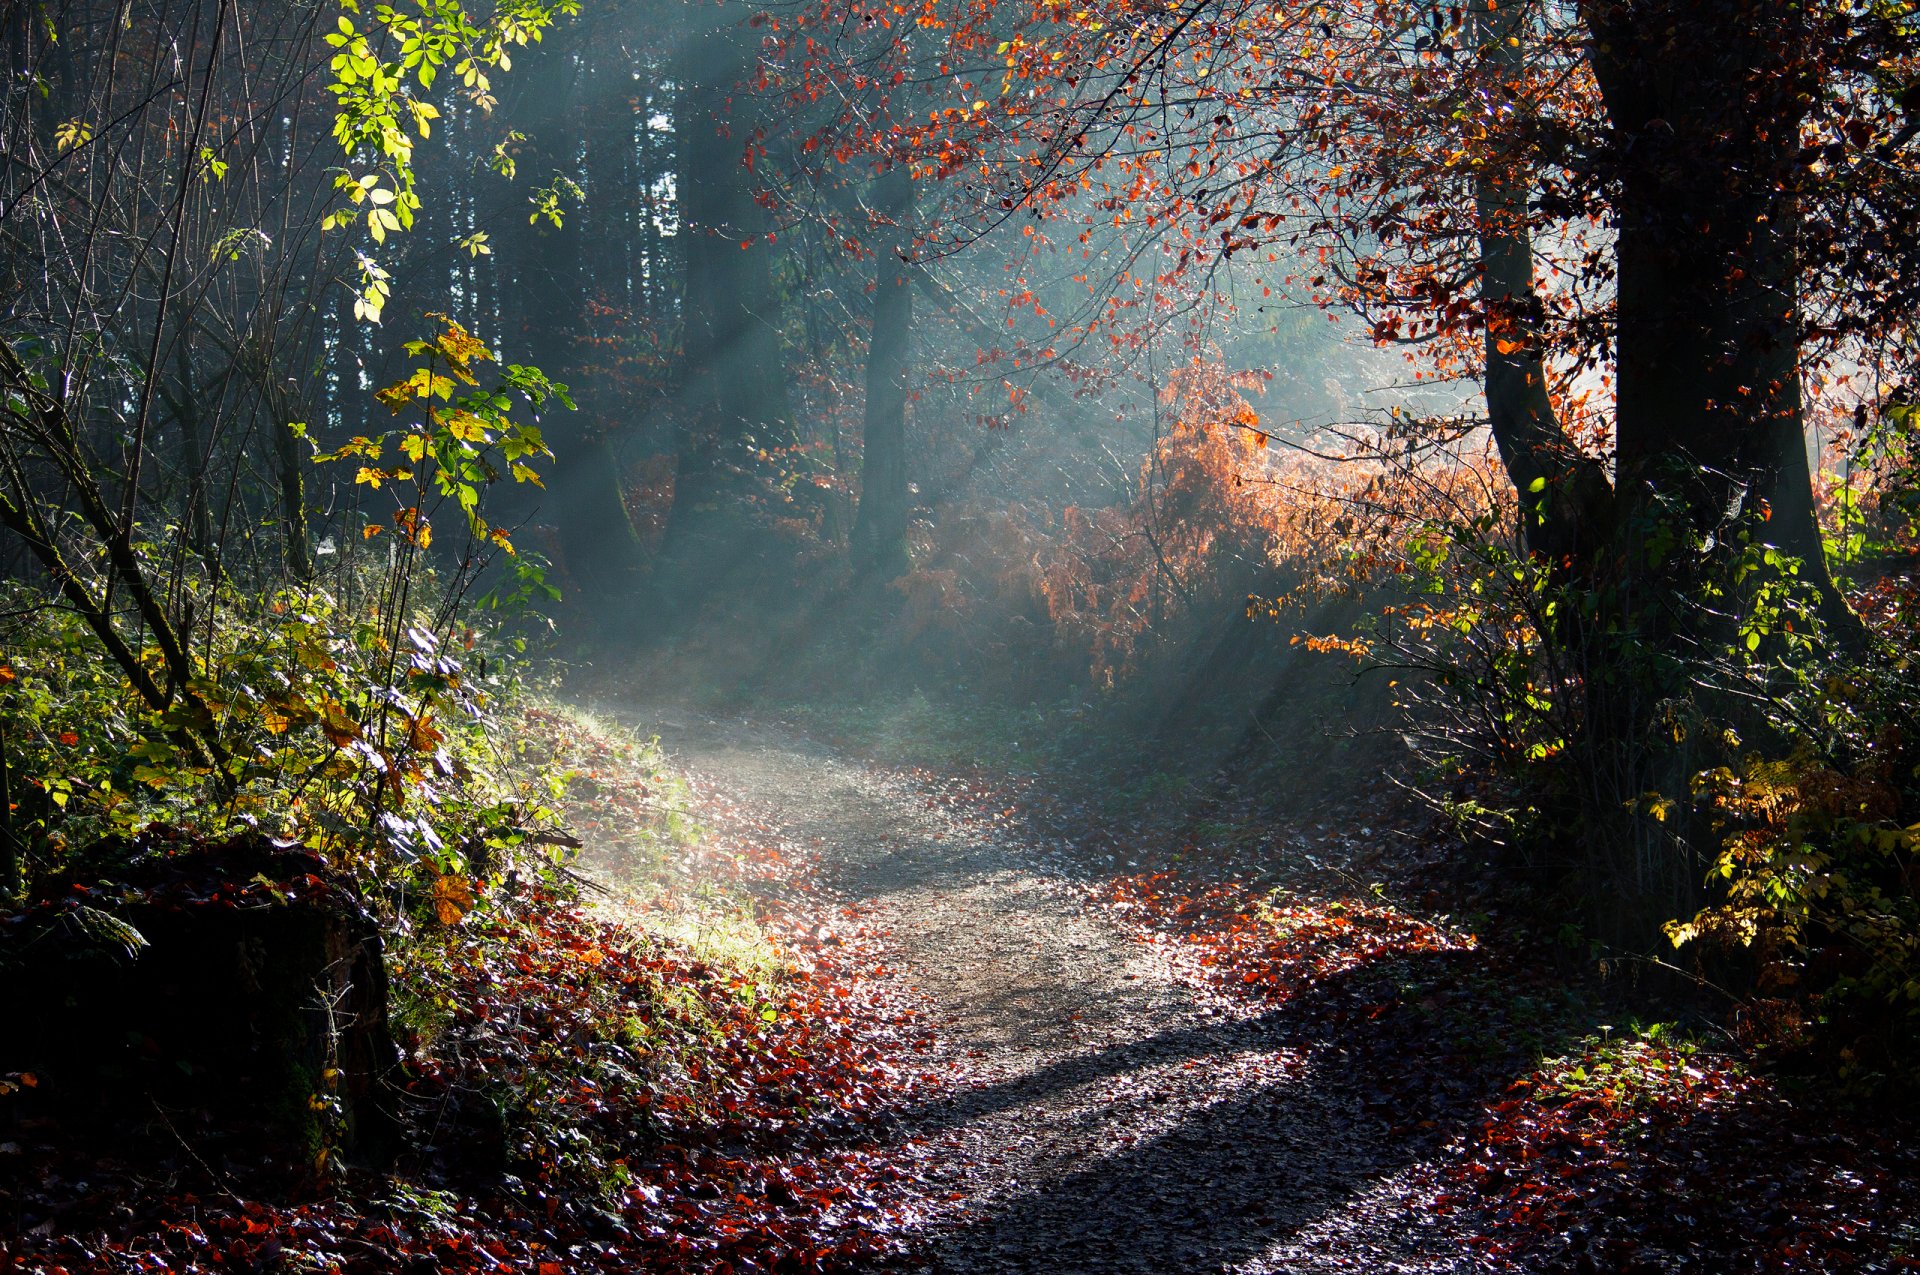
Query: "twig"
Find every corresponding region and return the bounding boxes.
[150,1100,243,1204]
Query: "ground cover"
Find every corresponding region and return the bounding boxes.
[836,719,1920,1272]
[9,696,1918,1273]
[1,705,935,1275]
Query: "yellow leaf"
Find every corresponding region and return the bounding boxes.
[55,119,93,153]
[375,381,414,412]
[443,409,489,442]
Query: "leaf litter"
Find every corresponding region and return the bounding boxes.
[2,706,938,1275]
[8,704,1920,1273]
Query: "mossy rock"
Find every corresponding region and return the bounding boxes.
[0,834,399,1166]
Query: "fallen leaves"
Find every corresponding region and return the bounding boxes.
[1087,865,1920,1273]
[5,875,933,1273]
[2,713,939,1275]
[1426,1037,1920,1272]
[1099,871,1474,1009]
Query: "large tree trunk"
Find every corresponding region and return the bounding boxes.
[1467,0,1856,942]
[1584,0,1842,608]
[850,165,914,580]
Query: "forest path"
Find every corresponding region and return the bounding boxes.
[628,707,1459,1274]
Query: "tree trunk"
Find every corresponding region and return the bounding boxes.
[850,165,914,579]
[503,35,645,615]
[1466,0,1859,941]
[169,344,219,569]
[651,6,796,618]
[1584,0,1845,613]
[1471,9,1612,569]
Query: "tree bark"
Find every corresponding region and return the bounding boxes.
[1466,0,1862,939]
[1583,0,1848,620]
[850,164,914,579]
[1471,2,1613,570]
[652,3,797,616]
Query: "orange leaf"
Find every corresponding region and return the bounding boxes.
[433,875,475,925]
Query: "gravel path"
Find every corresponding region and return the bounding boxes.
[630,709,1470,1274]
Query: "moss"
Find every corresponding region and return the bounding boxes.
[0,860,397,1166]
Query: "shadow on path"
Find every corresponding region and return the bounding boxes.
[630,708,1544,1273]
[904,946,1528,1273]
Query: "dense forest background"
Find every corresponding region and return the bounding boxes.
[6,0,1920,1269]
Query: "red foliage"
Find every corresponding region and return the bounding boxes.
[1429,1041,1920,1273]
[1091,868,1920,1273]
[1101,871,1473,1007]
[886,359,1333,685]
[3,825,936,1273]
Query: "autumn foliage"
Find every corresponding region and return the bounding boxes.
[1094,863,1920,1272]
[3,707,935,1275]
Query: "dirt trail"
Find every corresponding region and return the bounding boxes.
[631,709,1465,1274]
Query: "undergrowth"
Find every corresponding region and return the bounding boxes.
[1091,859,1919,1272]
[3,701,933,1273]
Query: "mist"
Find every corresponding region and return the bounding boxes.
[6,0,1918,1269]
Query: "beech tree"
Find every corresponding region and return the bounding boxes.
[804,0,1916,578]
[772,0,1920,923]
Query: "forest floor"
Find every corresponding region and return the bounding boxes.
[8,697,1917,1273]
[636,707,1436,1274]
[624,703,1920,1274]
